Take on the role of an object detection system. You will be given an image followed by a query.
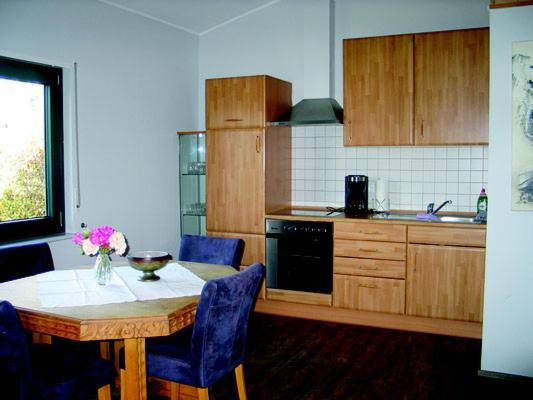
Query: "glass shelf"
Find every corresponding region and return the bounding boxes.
[178,132,206,236]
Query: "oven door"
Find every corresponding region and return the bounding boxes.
[266,229,332,294]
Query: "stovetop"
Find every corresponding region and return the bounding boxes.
[289,209,341,217]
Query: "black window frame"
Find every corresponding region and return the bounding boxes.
[0,56,65,244]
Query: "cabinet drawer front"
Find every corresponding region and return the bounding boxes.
[408,226,486,247]
[335,222,406,242]
[335,239,406,261]
[334,257,405,279]
[333,275,405,314]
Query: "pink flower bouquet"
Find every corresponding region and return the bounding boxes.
[73,225,128,257]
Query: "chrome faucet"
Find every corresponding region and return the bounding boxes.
[426,200,452,215]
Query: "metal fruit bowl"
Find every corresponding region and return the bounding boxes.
[127,251,172,281]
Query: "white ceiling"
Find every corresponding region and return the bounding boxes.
[97,0,281,35]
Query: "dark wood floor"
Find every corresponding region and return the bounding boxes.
[208,313,531,400]
[106,313,531,399]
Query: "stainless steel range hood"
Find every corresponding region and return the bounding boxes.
[271,98,343,126]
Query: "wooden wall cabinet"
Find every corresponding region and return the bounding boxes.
[206,75,292,130]
[406,226,486,322]
[490,0,533,9]
[344,34,414,146]
[343,28,489,146]
[205,75,292,265]
[414,29,489,145]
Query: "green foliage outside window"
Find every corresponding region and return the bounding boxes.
[0,144,45,221]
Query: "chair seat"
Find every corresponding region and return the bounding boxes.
[31,343,116,400]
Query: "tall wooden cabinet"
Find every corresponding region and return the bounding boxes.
[206,75,292,266]
[343,28,489,146]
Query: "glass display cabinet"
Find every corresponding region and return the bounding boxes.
[178,131,206,236]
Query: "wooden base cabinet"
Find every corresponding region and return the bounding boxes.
[406,244,485,322]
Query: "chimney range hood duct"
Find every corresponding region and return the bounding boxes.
[272,1,342,127]
[271,98,343,126]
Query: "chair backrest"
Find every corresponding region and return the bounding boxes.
[0,243,54,283]
[189,262,264,388]
[178,234,245,270]
[0,300,32,400]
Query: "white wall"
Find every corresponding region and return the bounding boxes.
[335,0,489,103]
[199,0,490,212]
[198,0,331,129]
[199,0,489,124]
[0,0,199,268]
[481,5,533,378]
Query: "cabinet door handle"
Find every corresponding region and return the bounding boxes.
[225,118,243,122]
[420,119,424,138]
[256,135,261,153]
[358,283,378,289]
[359,248,378,253]
[357,266,379,271]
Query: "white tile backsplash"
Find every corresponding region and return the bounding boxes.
[291,126,489,212]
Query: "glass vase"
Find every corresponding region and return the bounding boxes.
[94,253,112,285]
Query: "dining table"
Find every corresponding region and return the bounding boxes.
[0,260,237,400]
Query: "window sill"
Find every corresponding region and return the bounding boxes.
[0,232,73,250]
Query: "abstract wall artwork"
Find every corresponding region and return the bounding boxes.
[512,41,533,210]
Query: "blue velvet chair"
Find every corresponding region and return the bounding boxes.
[0,300,116,400]
[179,234,245,270]
[0,242,54,283]
[120,262,264,400]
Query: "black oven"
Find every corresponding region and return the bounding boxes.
[265,219,333,294]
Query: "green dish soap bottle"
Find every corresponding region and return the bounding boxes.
[476,188,488,222]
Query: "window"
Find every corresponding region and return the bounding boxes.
[0,56,65,243]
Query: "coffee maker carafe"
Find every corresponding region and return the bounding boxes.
[345,175,368,216]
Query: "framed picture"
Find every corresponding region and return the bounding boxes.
[511,40,533,210]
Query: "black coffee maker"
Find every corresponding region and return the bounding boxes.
[345,175,368,216]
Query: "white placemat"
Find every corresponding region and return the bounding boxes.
[37,269,137,307]
[36,263,206,307]
[114,263,206,300]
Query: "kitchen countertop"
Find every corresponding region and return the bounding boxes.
[266,207,486,229]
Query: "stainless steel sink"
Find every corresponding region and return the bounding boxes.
[436,215,477,224]
[371,213,482,224]
[371,213,419,221]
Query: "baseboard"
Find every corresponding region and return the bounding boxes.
[478,369,533,383]
[255,299,482,338]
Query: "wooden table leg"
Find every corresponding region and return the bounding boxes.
[123,338,147,400]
